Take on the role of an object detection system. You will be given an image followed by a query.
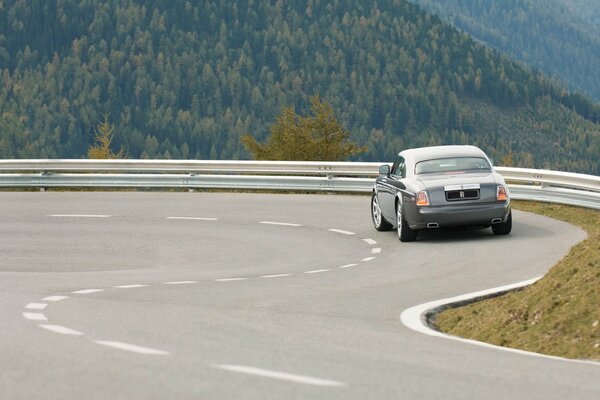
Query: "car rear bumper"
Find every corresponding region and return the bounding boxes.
[407,201,510,230]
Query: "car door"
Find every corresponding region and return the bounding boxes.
[378,156,406,222]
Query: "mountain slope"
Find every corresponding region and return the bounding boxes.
[1,0,599,174]
[411,0,600,102]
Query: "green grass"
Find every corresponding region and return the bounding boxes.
[435,200,600,361]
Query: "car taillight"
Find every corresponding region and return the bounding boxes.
[416,191,430,206]
[497,185,508,201]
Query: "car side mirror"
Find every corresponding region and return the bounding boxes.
[379,165,390,176]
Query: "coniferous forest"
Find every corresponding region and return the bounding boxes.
[412,0,600,102]
[1,0,600,174]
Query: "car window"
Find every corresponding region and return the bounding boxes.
[415,157,491,175]
[391,156,405,178]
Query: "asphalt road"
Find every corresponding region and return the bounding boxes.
[1,192,597,399]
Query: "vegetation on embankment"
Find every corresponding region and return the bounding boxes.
[436,200,600,361]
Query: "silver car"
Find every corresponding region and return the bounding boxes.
[371,145,511,241]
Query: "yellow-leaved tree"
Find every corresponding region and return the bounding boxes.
[242,96,366,160]
[87,114,126,159]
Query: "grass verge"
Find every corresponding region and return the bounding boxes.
[435,200,600,361]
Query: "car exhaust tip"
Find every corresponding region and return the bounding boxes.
[491,218,503,224]
[427,222,439,229]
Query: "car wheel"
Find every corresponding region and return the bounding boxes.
[371,192,392,231]
[492,211,512,235]
[396,197,417,242]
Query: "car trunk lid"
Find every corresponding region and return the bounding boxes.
[418,172,498,206]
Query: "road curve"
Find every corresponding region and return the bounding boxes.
[1,192,597,400]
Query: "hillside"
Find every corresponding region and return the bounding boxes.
[553,0,600,37]
[1,0,600,174]
[411,0,600,102]
[437,201,600,361]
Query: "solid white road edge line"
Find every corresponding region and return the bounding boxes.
[39,325,84,336]
[212,364,347,387]
[259,221,302,227]
[94,341,169,355]
[400,276,600,367]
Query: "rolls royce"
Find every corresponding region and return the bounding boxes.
[371,145,511,241]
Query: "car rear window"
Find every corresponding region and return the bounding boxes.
[415,157,491,175]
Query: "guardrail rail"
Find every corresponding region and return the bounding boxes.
[0,160,599,209]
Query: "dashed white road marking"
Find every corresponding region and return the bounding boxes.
[304,269,330,274]
[328,229,355,236]
[215,278,248,282]
[94,341,169,355]
[213,364,347,387]
[167,217,218,221]
[25,303,48,310]
[72,289,104,294]
[39,325,84,336]
[259,221,302,227]
[22,312,48,321]
[114,284,148,289]
[42,296,69,302]
[49,214,111,218]
[27,218,382,356]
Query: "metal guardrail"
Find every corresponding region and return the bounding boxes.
[0,159,378,176]
[0,160,599,209]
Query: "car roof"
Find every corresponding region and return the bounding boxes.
[399,145,488,164]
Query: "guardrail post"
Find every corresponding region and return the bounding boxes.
[40,171,48,192]
[187,173,195,192]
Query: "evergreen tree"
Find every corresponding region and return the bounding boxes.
[242,96,366,161]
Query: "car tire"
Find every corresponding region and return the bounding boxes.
[492,211,512,235]
[396,197,417,242]
[371,192,393,231]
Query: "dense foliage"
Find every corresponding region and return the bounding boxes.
[87,114,126,159]
[412,0,600,102]
[1,0,600,174]
[242,96,365,161]
[555,0,600,36]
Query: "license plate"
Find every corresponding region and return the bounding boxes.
[446,189,480,201]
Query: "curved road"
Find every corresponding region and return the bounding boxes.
[1,192,597,399]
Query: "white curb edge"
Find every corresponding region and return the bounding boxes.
[400,276,600,367]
